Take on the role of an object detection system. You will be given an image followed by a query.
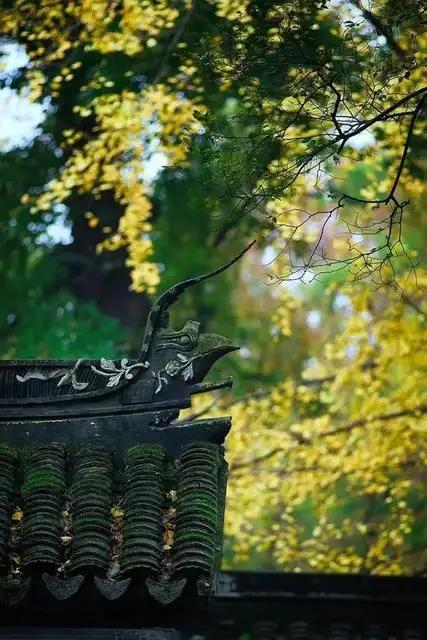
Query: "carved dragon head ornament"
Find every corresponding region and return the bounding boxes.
[7,242,255,405]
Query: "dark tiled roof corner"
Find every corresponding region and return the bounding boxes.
[0,441,227,606]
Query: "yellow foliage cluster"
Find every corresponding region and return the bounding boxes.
[27,86,202,292]
[216,18,427,566]
[2,1,425,293]
[186,278,427,573]
[0,0,259,292]
[0,0,187,59]
[0,0,209,292]
[209,0,251,23]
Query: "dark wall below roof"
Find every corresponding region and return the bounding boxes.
[0,632,178,639]
[0,571,425,639]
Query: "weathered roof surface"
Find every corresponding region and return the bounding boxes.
[0,439,227,607]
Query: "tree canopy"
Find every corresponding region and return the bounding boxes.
[0,0,426,574]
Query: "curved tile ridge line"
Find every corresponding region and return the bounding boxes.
[174,441,220,590]
[121,444,165,576]
[69,445,113,574]
[0,444,16,571]
[22,444,65,568]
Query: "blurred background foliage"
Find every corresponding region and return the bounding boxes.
[0,0,426,574]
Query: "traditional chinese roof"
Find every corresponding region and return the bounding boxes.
[0,255,246,608]
[0,437,228,606]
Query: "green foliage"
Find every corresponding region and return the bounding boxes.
[2,290,126,359]
[0,0,426,575]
